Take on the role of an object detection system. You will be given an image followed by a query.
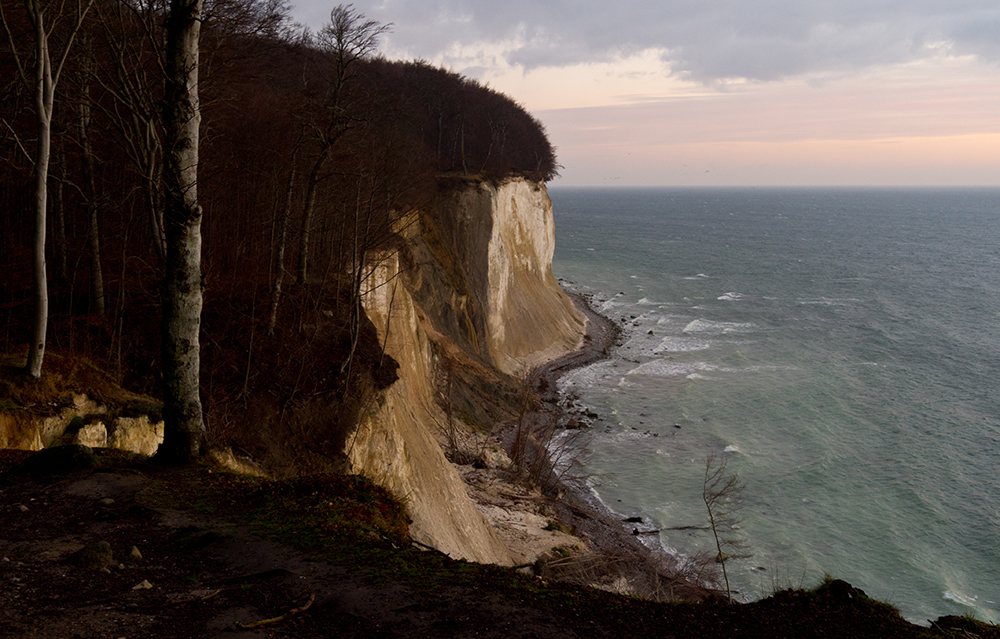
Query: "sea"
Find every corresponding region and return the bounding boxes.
[547,186,1000,624]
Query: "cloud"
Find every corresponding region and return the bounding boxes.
[334,0,1000,82]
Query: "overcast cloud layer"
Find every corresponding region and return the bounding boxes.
[303,0,1000,82]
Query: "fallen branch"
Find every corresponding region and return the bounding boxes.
[237,592,315,629]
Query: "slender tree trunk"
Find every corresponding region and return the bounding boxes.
[157,0,205,462]
[78,38,104,315]
[146,154,167,260]
[26,12,54,379]
[5,0,93,377]
[296,155,325,285]
[267,150,297,335]
[53,143,68,287]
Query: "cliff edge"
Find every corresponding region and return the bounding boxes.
[350,178,586,564]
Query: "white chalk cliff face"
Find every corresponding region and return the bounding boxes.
[484,180,587,377]
[350,178,585,565]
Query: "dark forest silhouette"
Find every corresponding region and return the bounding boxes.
[0,0,558,462]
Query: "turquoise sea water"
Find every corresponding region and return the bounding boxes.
[548,187,1000,623]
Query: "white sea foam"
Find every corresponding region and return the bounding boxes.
[686,373,715,380]
[683,318,758,335]
[656,314,690,326]
[653,336,711,353]
[627,359,716,377]
[718,292,744,301]
[797,297,861,306]
[558,360,620,391]
[716,364,797,373]
[943,590,978,607]
[637,297,657,305]
[723,445,741,454]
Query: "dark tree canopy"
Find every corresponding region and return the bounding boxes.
[0,0,557,466]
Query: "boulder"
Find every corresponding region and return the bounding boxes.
[108,416,164,456]
[67,541,113,570]
[73,422,108,448]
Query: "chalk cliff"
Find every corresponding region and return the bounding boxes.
[348,178,586,564]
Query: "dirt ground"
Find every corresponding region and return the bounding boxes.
[3,449,994,639]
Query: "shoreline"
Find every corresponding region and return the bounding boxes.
[517,290,712,601]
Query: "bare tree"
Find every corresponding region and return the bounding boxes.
[703,453,751,603]
[157,0,205,462]
[295,3,388,285]
[1,0,95,377]
[89,0,170,261]
[76,32,104,314]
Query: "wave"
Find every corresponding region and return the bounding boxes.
[797,297,861,306]
[627,360,716,377]
[718,292,744,301]
[653,336,711,353]
[683,318,758,335]
[943,590,978,607]
[685,373,715,380]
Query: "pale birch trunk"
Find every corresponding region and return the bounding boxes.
[3,0,94,377]
[158,0,205,462]
[26,31,52,378]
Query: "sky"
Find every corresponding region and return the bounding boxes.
[289,1,1000,186]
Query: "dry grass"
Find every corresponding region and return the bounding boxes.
[0,349,156,416]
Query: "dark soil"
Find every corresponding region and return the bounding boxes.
[1,448,994,639]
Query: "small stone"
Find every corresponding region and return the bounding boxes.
[17,504,28,512]
[118,563,126,570]
[100,567,111,574]
[132,579,153,590]
[98,498,115,507]
[128,546,143,561]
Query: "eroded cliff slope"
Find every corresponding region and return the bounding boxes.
[349,178,586,564]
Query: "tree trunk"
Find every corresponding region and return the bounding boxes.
[268,150,297,335]
[146,156,167,260]
[158,0,205,463]
[296,155,325,286]
[53,143,68,288]
[8,0,94,377]
[78,37,104,315]
[25,7,54,379]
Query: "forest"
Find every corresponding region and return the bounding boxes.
[0,0,559,465]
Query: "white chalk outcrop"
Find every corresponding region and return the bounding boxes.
[348,178,586,565]
[0,393,163,455]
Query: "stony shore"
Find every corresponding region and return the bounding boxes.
[461,291,712,600]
